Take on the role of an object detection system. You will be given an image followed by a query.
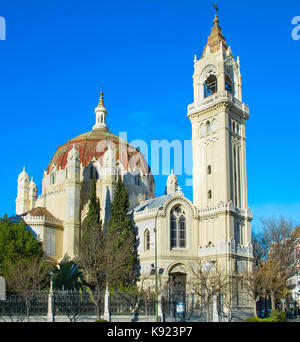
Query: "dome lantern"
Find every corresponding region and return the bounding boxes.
[93,87,108,131]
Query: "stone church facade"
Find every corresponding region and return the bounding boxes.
[14,11,254,320]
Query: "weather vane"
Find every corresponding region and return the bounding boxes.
[213,3,219,15]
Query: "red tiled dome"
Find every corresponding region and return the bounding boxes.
[46,128,151,176]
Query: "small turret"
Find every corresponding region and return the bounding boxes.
[29,177,37,210]
[16,167,30,215]
[166,170,179,195]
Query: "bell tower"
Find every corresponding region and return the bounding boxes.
[188,7,252,247]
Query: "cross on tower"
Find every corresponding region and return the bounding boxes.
[213,3,219,15]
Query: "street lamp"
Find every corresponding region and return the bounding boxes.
[49,270,54,292]
[154,206,163,322]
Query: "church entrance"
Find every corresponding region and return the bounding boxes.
[168,271,187,321]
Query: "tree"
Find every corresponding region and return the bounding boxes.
[188,261,233,322]
[82,174,101,231]
[0,216,44,277]
[54,255,83,290]
[105,177,139,289]
[242,264,268,316]
[78,221,106,319]
[251,231,268,267]
[5,257,50,321]
[78,174,105,318]
[244,217,296,314]
[78,176,139,318]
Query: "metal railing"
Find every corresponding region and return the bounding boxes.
[0,290,224,322]
[188,91,249,115]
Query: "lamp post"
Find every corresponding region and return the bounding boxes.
[154,206,163,322]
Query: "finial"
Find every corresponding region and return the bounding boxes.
[100,85,104,100]
[213,3,219,15]
[213,3,219,26]
[97,85,105,107]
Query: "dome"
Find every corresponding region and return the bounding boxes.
[18,167,30,182]
[46,128,152,177]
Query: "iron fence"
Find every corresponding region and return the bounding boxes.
[0,290,208,322]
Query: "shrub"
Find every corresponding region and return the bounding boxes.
[245,316,262,322]
[269,310,286,322]
[245,310,286,322]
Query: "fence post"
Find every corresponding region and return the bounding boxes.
[0,276,6,301]
[158,294,163,322]
[103,284,111,322]
[212,295,218,322]
[47,271,54,322]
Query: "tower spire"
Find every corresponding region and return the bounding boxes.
[98,85,105,107]
[201,3,228,58]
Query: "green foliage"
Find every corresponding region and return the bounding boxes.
[0,216,44,277]
[245,316,262,322]
[244,310,286,322]
[83,174,101,231]
[269,309,286,322]
[54,256,83,290]
[105,177,139,288]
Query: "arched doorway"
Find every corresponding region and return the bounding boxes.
[168,264,187,321]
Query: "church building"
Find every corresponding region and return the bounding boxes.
[14,9,254,320]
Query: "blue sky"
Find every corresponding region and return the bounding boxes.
[0,0,299,231]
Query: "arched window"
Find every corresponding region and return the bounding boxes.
[208,190,212,200]
[170,206,186,249]
[207,165,212,175]
[232,121,236,133]
[225,75,233,94]
[179,215,186,248]
[170,214,177,249]
[206,121,211,133]
[204,74,217,98]
[51,173,56,185]
[90,165,99,180]
[212,119,217,130]
[144,229,150,251]
[135,174,141,186]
